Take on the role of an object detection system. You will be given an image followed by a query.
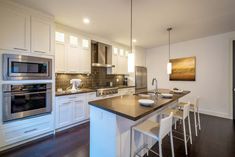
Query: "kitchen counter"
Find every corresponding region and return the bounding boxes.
[89,89,190,121]
[89,89,190,157]
[55,85,135,96]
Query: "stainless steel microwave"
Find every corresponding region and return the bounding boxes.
[2,54,52,80]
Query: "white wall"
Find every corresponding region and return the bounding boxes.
[146,32,235,119]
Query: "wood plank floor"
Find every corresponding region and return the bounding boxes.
[0,114,234,157]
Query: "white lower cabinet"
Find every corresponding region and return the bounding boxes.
[86,92,97,119]
[55,94,88,130]
[0,115,53,148]
[56,100,73,128]
[73,95,86,123]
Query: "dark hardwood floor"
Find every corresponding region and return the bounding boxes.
[0,114,234,157]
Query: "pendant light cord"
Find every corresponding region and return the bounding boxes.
[167,27,172,60]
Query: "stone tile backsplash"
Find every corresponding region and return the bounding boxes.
[56,67,125,91]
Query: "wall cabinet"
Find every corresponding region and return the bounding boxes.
[0,7,30,52]
[31,17,52,54]
[55,42,67,72]
[0,2,54,55]
[117,55,128,74]
[55,32,91,73]
[111,48,128,74]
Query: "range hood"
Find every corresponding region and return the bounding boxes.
[91,41,114,68]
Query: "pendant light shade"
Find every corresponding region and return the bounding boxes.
[167,62,172,74]
[128,52,135,72]
[128,0,135,73]
[167,27,172,74]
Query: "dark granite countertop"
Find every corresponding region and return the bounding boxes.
[88,89,190,121]
[56,88,96,96]
[55,86,135,96]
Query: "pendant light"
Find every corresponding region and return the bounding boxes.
[167,27,172,74]
[128,0,135,73]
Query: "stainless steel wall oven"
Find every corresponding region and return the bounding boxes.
[3,54,52,80]
[2,83,52,122]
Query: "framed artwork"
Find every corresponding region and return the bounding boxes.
[170,56,196,81]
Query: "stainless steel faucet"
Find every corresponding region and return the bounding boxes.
[152,78,158,94]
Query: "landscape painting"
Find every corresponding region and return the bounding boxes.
[170,56,196,81]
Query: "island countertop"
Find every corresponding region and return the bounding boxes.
[89,89,190,121]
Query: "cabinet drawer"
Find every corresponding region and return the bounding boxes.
[0,120,52,147]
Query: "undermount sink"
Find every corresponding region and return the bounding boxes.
[138,92,156,98]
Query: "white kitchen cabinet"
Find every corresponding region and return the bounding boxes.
[56,99,73,129]
[55,94,88,130]
[0,2,54,55]
[0,115,53,148]
[31,16,52,54]
[73,95,86,123]
[67,46,80,73]
[55,32,91,73]
[86,92,97,119]
[112,52,118,74]
[117,54,128,74]
[78,49,91,73]
[0,6,30,52]
[55,42,67,72]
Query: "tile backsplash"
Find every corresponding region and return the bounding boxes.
[56,67,126,90]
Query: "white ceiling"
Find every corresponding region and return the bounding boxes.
[12,0,235,48]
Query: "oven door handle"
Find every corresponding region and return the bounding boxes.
[10,91,48,96]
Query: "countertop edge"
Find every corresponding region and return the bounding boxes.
[88,90,190,121]
[88,98,177,121]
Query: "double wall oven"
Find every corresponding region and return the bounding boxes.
[2,54,53,122]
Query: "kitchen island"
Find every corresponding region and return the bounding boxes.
[89,89,190,157]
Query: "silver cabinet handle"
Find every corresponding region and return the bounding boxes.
[14,48,27,51]
[24,128,37,134]
[10,91,47,96]
[34,50,46,53]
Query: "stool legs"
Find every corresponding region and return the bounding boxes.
[188,116,192,144]
[183,119,188,155]
[170,131,175,157]
[198,111,201,130]
[159,140,163,157]
[194,111,198,136]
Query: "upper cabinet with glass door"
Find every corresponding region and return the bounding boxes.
[111,47,128,75]
[0,1,54,55]
[55,31,91,73]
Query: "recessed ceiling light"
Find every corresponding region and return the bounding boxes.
[83,18,90,24]
[132,39,137,43]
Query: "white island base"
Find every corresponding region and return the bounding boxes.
[90,101,177,157]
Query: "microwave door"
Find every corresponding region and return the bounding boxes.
[9,58,49,77]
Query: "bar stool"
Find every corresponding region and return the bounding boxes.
[162,102,192,155]
[178,97,201,136]
[131,113,174,157]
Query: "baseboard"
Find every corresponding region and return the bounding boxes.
[199,109,232,119]
[55,119,89,133]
